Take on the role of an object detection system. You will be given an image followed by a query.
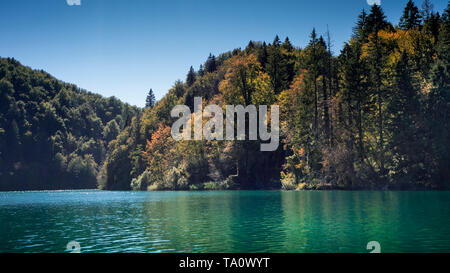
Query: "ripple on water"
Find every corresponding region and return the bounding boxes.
[1,190,450,253]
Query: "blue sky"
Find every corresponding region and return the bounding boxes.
[0,0,447,107]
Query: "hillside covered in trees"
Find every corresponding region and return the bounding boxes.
[0,58,139,190]
[1,2,449,191]
[102,2,449,191]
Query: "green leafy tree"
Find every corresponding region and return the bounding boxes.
[103,119,120,144]
[0,57,137,191]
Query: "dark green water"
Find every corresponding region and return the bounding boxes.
[0,190,449,253]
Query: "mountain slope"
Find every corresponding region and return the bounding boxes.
[103,3,450,191]
[0,57,139,191]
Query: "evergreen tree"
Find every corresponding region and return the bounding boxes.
[247,40,255,50]
[426,38,450,187]
[198,64,205,77]
[326,26,336,144]
[232,48,241,56]
[386,52,422,184]
[436,4,450,61]
[245,40,256,54]
[205,54,217,73]
[424,12,440,41]
[281,37,294,51]
[186,66,196,87]
[340,42,368,163]
[367,17,388,175]
[266,40,288,94]
[272,35,281,47]
[318,35,330,145]
[367,4,391,33]
[305,28,321,138]
[145,88,156,108]
[421,0,434,21]
[399,0,422,30]
[353,9,369,40]
[283,37,296,85]
[258,42,268,66]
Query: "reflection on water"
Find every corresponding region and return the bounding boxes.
[0,190,449,253]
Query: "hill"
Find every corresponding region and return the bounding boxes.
[0,58,139,190]
[1,2,449,192]
[102,3,449,191]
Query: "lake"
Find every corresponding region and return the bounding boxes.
[0,190,449,253]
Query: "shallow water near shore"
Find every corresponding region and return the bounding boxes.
[1,190,449,253]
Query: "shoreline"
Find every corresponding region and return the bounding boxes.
[1,187,449,193]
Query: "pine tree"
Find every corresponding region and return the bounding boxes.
[205,54,217,73]
[282,37,296,85]
[436,4,449,61]
[367,18,388,175]
[399,0,422,30]
[273,35,281,47]
[281,37,294,51]
[317,35,331,145]
[353,9,369,41]
[198,64,205,77]
[387,52,421,182]
[258,42,268,66]
[421,0,434,21]
[340,42,368,163]
[245,41,256,54]
[266,40,288,94]
[425,8,450,186]
[232,48,241,56]
[306,28,320,139]
[323,27,335,145]
[424,12,440,41]
[145,89,156,108]
[367,4,391,33]
[186,66,196,87]
[247,40,255,50]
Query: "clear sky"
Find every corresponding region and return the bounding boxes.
[0,0,447,107]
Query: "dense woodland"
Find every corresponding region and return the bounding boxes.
[0,58,139,190]
[1,1,449,191]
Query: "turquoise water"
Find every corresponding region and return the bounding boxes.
[0,190,449,253]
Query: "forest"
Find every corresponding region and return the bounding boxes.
[0,58,139,190]
[1,1,449,191]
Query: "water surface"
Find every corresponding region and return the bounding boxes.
[1,190,449,253]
